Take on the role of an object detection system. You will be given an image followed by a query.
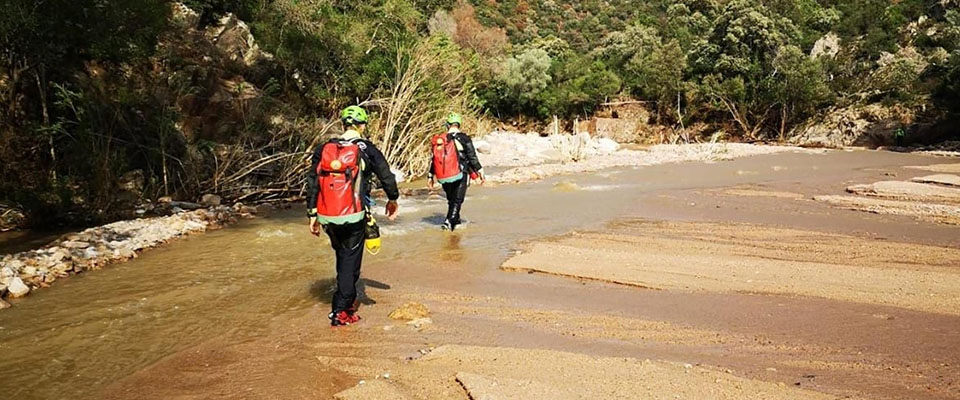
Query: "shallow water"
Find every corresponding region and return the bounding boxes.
[0,169,648,399]
[1,149,956,399]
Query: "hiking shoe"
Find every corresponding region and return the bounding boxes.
[330,310,361,327]
[441,220,452,231]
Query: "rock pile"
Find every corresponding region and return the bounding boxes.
[474,131,620,168]
[490,143,802,184]
[789,104,910,148]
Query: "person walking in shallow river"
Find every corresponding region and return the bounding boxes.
[307,105,399,327]
[429,113,484,231]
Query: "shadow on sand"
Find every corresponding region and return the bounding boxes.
[309,277,392,306]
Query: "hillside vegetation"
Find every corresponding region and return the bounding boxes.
[1,0,958,228]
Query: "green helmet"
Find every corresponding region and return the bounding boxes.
[445,113,463,126]
[341,105,369,126]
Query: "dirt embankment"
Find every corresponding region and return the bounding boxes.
[501,220,960,315]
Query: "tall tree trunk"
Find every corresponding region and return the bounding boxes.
[779,104,788,143]
[35,64,55,181]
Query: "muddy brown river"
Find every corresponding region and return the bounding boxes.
[1,149,959,399]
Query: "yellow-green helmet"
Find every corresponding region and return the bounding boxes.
[445,113,463,126]
[341,105,369,126]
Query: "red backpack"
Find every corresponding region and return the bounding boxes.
[315,140,366,225]
[431,133,463,183]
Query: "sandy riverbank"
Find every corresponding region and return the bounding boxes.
[501,219,960,315]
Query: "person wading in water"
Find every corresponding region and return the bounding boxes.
[428,113,484,231]
[307,105,399,327]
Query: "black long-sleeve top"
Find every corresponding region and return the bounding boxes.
[306,134,399,215]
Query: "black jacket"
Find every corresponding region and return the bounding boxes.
[431,131,483,177]
[306,137,400,214]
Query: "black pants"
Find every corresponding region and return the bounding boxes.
[324,220,365,313]
[442,176,469,226]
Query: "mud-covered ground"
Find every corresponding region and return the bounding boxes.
[8,148,960,400]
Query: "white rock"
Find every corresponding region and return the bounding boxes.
[83,247,99,259]
[47,248,68,263]
[474,140,492,154]
[390,168,406,184]
[0,266,16,278]
[114,248,137,259]
[62,241,91,249]
[0,297,10,309]
[594,138,620,153]
[4,259,24,270]
[7,277,30,298]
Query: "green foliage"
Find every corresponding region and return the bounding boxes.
[3,0,960,228]
[500,48,553,108]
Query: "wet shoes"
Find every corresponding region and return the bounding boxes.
[330,310,361,327]
[442,218,462,231]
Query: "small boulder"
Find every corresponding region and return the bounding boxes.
[2,259,24,272]
[83,247,99,259]
[158,196,174,203]
[474,139,492,154]
[170,201,203,210]
[388,302,430,321]
[115,247,137,259]
[391,168,406,184]
[0,298,10,309]
[47,248,68,263]
[594,138,620,154]
[255,203,274,215]
[200,194,222,207]
[62,241,91,249]
[7,277,30,298]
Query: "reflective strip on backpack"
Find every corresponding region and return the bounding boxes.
[437,172,464,184]
[315,211,366,225]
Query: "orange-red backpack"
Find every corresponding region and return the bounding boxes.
[315,139,365,224]
[431,133,463,183]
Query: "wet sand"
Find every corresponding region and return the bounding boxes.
[501,220,960,315]
[10,149,960,399]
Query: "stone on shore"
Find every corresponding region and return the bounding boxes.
[61,241,91,249]
[201,194,222,207]
[255,203,274,215]
[7,277,30,298]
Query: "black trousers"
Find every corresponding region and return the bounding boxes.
[324,220,365,313]
[441,176,469,225]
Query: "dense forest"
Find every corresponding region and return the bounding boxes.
[1,0,959,228]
